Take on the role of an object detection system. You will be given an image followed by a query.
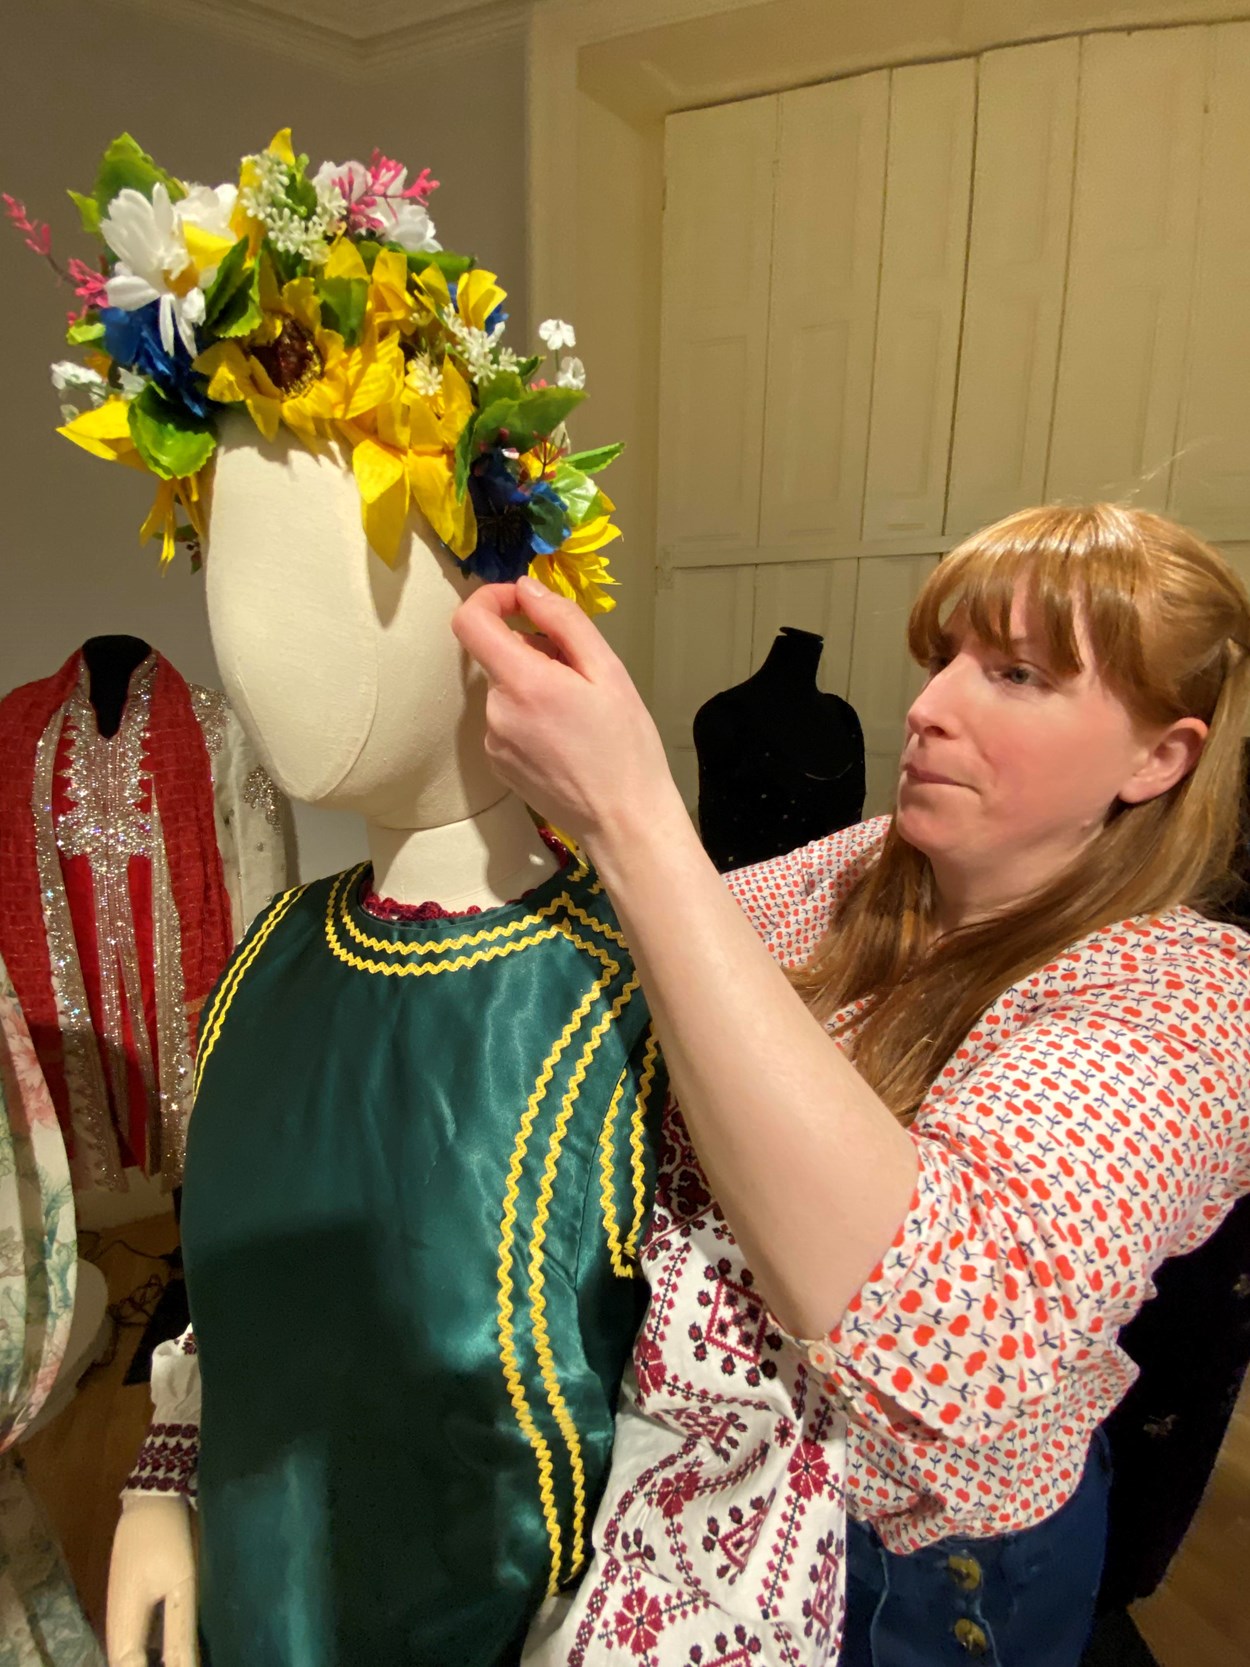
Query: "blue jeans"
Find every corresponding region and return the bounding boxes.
[839,1434,1111,1666]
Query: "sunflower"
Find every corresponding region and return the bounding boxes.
[193,258,350,441]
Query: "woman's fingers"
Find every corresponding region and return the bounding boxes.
[453,579,616,687]
[450,585,535,684]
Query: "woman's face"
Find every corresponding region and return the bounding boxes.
[895,592,1162,906]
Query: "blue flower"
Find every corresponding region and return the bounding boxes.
[464,452,536,583]
[101,303,212,419]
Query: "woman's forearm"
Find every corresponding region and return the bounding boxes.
[586,790,919,1339]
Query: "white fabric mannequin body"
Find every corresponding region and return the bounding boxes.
[105,419,558,1667]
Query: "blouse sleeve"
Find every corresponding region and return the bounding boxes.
[808,946,1250,1449]
[527,1104,846,1665]
[122,1324,200,1505]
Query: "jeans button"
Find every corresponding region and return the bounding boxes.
[946,1552,982,1593]
[954,1618,989,1656]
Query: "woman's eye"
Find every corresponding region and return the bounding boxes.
[999,664,1041,687]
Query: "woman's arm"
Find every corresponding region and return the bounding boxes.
[453,580,918,1337]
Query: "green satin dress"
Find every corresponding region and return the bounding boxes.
[180,849,664,1667]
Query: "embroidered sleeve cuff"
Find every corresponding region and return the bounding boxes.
[123,1421,199,1503]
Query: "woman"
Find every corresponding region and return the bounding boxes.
[453,503,1250,1666]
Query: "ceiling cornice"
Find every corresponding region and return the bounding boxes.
[104,0,530,78]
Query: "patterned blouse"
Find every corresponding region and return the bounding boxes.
[725,817,1250,1553]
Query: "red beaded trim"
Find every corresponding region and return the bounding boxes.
[360,826,571,923]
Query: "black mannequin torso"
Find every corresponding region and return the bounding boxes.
[693,627,866,873]
[81,634,152,738]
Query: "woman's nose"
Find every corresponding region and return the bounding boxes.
[906,663,959,737]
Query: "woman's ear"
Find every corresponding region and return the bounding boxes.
[1117,717,1209,805]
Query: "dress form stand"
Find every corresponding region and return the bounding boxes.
[81,636,152,738]
[693,626,866,872]
[106,420,661,1667]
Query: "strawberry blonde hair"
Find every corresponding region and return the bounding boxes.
[792,503,1250,1122]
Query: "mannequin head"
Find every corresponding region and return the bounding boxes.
[205,416,499,828]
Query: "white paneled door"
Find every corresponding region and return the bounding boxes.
[657,99,778,566]
[861,58,975,543]
[654,24,1250,823]
[760,74,888,554]
[945,37,1078,538]
[1045,28,1207,508]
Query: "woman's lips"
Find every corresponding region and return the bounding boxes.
[902,763,961,786]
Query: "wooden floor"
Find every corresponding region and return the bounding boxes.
[19,1211,1250,1663]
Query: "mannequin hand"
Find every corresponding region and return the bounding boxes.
[106,1495,199,1667]
[452,578,684,857]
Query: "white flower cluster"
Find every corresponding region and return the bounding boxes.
[241,152,345,267]
[406,352,443,398]
[50,360,144,423]
[444,310,508,386]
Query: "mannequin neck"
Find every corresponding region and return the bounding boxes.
[81,635,153,738]
[366,791,560,910]
[751,628,823,692]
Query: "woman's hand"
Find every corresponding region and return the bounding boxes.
[451,578,684,857]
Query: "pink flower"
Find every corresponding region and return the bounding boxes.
[787,1439,831,1500]
[613,1589,665,1655]
[3,193,52,258]
[67,256,109,307]
[655,1467,700,1519]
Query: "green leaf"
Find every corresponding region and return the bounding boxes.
[552,463,599,527]
[211,261,263,339]
[470,398,518,455]
[265,240,303,289]
[453,416,478,502]
[93,133,185,213]
[478,369,525,409]
[65,319,105,347]
[527,492,568,550]
[127,386,216,481]
[67,190,101,236]
[356,240,383,272]
[202,237,252,329]
[285,169,319,217]
[317,277,368,347]
[564,442,624,476]
[408,249,474,285]
[516,354,543,384]
[506,386,585,452]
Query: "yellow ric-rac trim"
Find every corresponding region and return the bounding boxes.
[326,869,624,979]
[598,1070,637,1279]
[193,886,306,1097]
[624,1030,661,1261]
[495,961,618,1596]
[598,1026,661,1276]
[528,975,639,1587]
[331,855,601,961]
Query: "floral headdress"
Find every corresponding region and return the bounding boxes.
[7,130,621,613]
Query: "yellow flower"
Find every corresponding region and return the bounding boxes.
[194,262,349,441]
[530,508,621,616]
[139,470,208,566]
[454,268,506,333]
[57,397,148,471]
[339,358,477,565]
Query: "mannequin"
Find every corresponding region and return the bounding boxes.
[693,627,865,872]
[82,635,152,739]
[106,419,664,1667]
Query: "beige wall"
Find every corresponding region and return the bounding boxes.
[0,0,527,881]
